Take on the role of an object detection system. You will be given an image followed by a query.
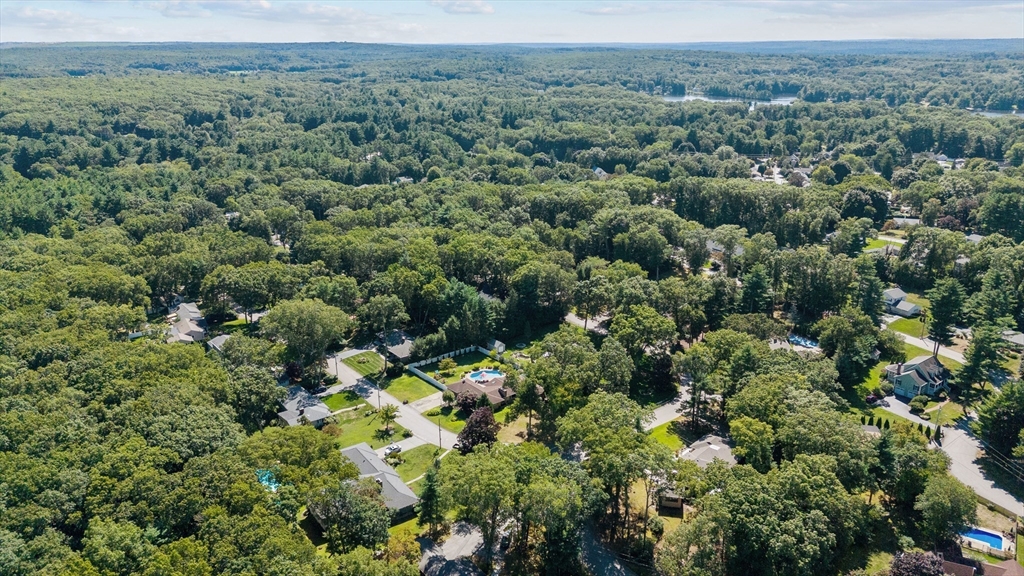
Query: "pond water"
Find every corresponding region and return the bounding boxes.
[662,95,798,111]
[972,109,1019,118]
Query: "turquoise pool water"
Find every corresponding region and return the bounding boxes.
[468,369,503,381]
[961,527,1003,550]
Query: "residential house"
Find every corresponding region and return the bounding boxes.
[883,287,907,307]
[207,334,231,353]
[883,287,921,317]
[167,302,207,344]
[885,355,950,398]
[339,442,419,520]
[447,372,517,409]
[660,435,736,510]
[1001,331,1024,351]
[593,167,610,180]
[277,386,332,427]
[680,435,736,468]
[380,329,415,364]
[965,233,985,244]
[891,217,921,228]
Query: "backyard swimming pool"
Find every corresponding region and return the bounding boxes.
[467,369,504,381]
[961,527,1004,550]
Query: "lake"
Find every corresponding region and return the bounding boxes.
[662,95,798,110]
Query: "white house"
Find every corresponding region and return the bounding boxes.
[167,302,206,344]
[883,287,921,317]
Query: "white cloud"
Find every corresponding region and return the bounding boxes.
[430,0,495,15]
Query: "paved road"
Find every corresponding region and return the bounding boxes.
[941,425,1024,516]
[565,312,610,335]
[581,525,637,576]
[876,398,1024,517]
[897,332,966,364]
[645,391,688,431]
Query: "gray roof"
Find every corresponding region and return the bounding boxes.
[894,355,948,388]
[278,386,331,426]
[680,435,736,468]
[965,233,985,243]
[892,217,920,226]
[382,330,414,361]
[705,239,745,256]
[895,300,920,314]
[208,334,231,352]
[883,287,907,301]
[174,302,203,321]
[340,442,419,511]
[1002,331,1024,347]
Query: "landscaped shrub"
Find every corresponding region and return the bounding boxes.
[402,429,413,438]
[386,361,404,378]
[323,374,338,385]
[909,395,929,412]
[880,382,895,396]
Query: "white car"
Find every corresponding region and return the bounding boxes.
[384,443,402,456]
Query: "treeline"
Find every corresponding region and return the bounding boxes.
[3,42,1023,109]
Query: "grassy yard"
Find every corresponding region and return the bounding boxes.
[426,404,512,434]
[904,291,930,309]
[498,414,530,444]
[382,372,440,403]
[649,418,692,452]
[391,444,443,483]
[864,238,900,251]
[207,317,252,336]
[331,407,408,450]
[342,351,385,378]
[888,317,927,339]
[321,390,365,411]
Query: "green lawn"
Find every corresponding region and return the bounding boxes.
[342,351,385,378]
[322,390,365,411]
[864,238,899,251]
[888,317,927,339]
[427,405,512,434]
[332,408,408,450]
[904,292,930,309]
[649,418,692,452]
[382,372,440,403]
[208,317,252,336]
[391,444,443,483]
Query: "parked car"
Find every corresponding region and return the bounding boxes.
[865,394,878,404]
[384,443,402,456]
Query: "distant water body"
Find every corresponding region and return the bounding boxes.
[662,95,798,110]
[972,109,1019,118]
[662,95,1018,118]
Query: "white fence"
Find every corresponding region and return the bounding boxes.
[406,346,498,392]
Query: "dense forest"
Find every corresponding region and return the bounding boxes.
[1,42,1024,576]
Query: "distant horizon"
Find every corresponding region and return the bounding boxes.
[2,1,1022,45]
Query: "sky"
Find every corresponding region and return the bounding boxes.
[1,1,1022,44]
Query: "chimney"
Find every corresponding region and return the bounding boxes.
[897,363,903,375]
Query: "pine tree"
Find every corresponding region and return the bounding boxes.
[416,461,446,537]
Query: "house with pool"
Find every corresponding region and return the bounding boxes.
[446,368,517,409]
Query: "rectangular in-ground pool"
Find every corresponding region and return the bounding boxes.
[961,527,1004,550]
